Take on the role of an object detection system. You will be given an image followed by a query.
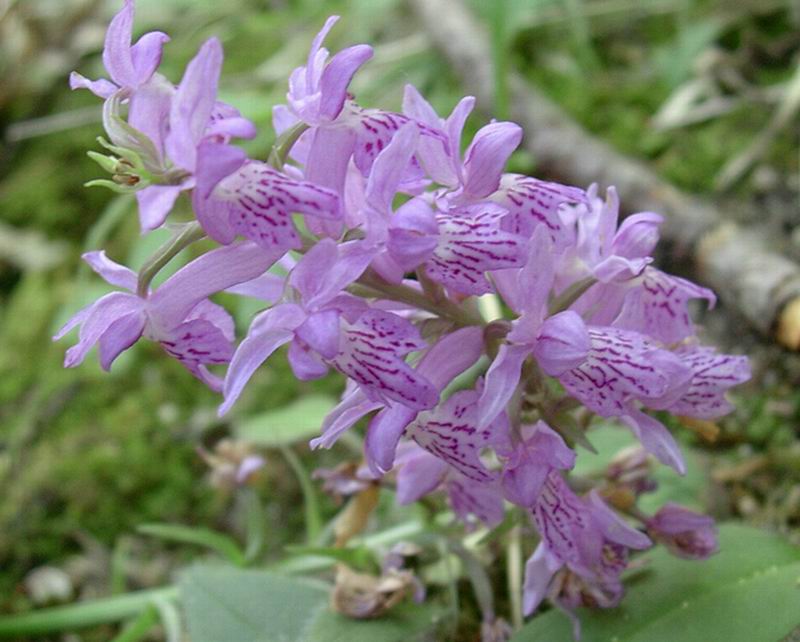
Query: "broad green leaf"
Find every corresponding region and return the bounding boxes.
[304,603,446,642]
[235,394,336,446]
[138,524,246,567]
[181,567,328,642]
[511,524,800,642]
[180,566,446,642]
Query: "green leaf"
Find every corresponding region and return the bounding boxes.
[235,394,336,446]
[180,566,445,642]
[511,524,800,642]
[304,603,446,642]
[137,524,246,567]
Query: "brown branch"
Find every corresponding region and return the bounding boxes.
[408,0,800,347]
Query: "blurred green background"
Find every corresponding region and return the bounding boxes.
[0,0,798,636]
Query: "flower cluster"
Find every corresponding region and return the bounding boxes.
[58,2,750,635]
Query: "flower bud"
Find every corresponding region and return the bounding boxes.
[646,503,718,560]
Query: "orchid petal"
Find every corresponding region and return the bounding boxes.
[152,241,284,328]
[98,311,146,370]
[166,37,222,172]
[462,121,522,199]
[82,250,137,291]
[478,343,530,428]
[319,44,373,120]
[219,304,306,415]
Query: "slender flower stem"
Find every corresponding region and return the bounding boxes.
[279,445,323,545]
[355,269,485,327]
[507,525,523,631]
[448,539,496,624]
[548,276,596,315]
[136,222,206,297]
[268,122,310,170]
[0,587,178,637]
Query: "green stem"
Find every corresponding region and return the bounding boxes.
[506,526,523,631]
[355,269,484,327]
[268,122,310,170]
[448,539,495,623]
[136,222,206,297]
[279,445,323,544]
[242,487,267,563]
[548,276,595,315]
[0,586,178,637]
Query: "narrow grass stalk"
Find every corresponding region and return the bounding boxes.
[279,445,324,544]
[0,586,178,638]
[109,606,159,642]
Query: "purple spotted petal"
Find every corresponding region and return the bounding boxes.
[159,316,235,391]
[331,309,436,410]
[347,105,445,178]
[557,327,691,417]
[207,160,340,252]
[206,102,257,141]
[668,348,751,419]
[461,121,522,199]
[614,267,716,344]
[426,203,525,295]
[409,389,508,482]
[531,472,592,570]
[496,174,586,248]
[363,326,484,473]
